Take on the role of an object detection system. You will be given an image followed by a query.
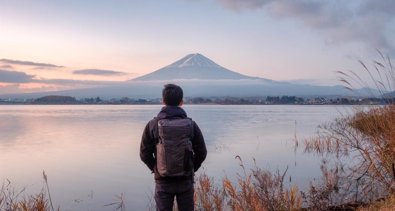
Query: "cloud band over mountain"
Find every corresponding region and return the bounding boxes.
[73,69,127,76]
[0,69,120,87]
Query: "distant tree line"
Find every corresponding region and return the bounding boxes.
[185,96,393,105]
[0,95,393,105]
[32,95,79,104]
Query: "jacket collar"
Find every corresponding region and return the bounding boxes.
[157,106,187,119]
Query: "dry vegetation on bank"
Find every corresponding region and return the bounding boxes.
[0,181,49,211]
[192,104,395,211]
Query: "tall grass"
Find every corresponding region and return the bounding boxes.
[358,194,395,211]
[0,179,49,211]
[300,51,395,207]
[337,50,395,103]
[104,193,126,211]
[1,175,128,211]
[196,115,393,209]
[301,104,395,202]
[195,158,302,211]
[0,172,61,211]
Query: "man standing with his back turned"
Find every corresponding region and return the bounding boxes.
[140,84,207,211]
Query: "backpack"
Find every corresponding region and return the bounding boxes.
[156,118,194,177]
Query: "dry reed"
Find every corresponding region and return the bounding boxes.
[300,51,395,208]
[357,194,395,211]
[104,193,126,211]
[194,158,302,211]
[0,179,50,211]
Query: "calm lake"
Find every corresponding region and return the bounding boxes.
[0,105,355,210]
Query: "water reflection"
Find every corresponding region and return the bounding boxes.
[0,105,352,210]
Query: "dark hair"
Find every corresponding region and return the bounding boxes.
[162,84,183,106]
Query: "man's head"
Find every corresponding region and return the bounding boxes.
[162,84,183,106]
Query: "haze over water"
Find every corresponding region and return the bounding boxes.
[0,105,352,210]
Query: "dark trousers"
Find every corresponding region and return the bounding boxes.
[155,179,194,211]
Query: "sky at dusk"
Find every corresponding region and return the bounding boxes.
[1,0,395,93]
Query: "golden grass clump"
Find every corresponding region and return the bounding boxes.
[351,105,395,187]
[195,174,225,211]
[194,162,302,211]
[17,193,48,211]
[223,174,265,211]
[0,181,50,211]
[358,194,395,211]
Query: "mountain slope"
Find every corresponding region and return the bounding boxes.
[1,53,362,99]
[133,53,260,81]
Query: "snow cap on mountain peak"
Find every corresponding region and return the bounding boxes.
[167,53,221,68]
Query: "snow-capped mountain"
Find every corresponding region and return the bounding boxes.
[2,53,358,99]
[133,53,259,81]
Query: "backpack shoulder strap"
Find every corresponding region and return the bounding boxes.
[151,117,160,141]
[187,118,194,140]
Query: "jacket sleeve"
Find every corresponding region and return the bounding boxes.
[192,121,207,172]
[140,121,155,172]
